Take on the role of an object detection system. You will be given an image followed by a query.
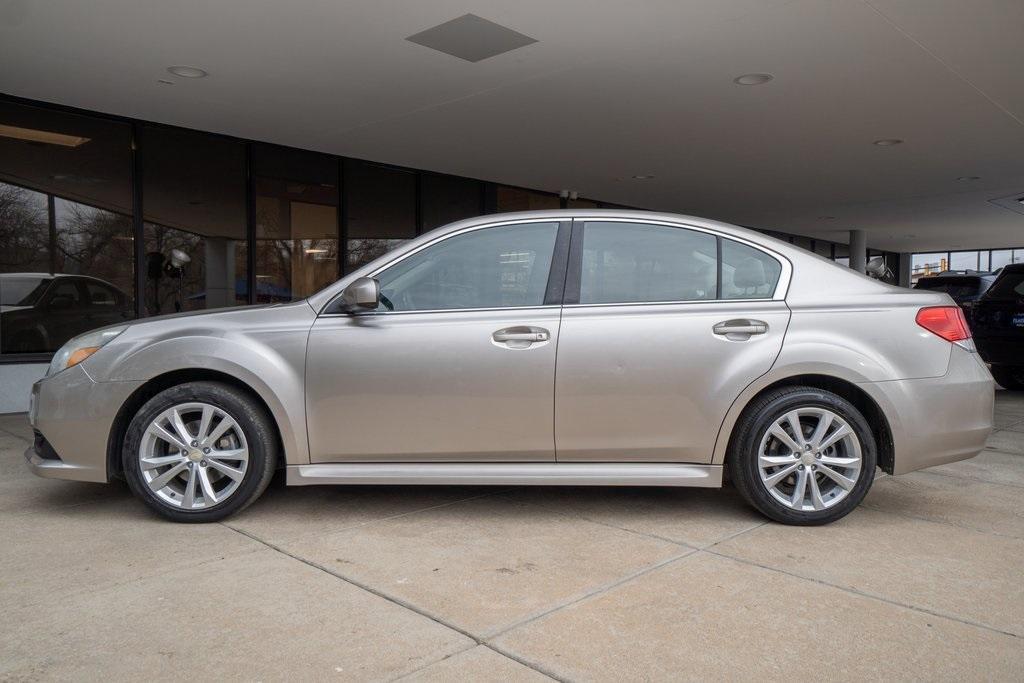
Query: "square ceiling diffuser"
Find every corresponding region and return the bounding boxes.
[406,13,537,63]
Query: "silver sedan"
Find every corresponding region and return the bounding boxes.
[26,210,994,524]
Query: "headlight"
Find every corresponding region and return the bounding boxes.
[47,326,127,377]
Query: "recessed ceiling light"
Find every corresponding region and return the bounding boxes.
[733,73,774,86]
[873,138,903,146]
[631,174,655,180]
[167,66,208,79]
[956,175,980,181]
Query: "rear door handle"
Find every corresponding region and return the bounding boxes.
[713,319,768,337]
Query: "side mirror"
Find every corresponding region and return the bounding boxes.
[339,277,380,312]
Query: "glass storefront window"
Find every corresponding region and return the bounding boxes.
[979,251,990,271]
[254,144,339,301]
[949,251,978,271]
[344,160,416,273]
[495,186,560,212]
[142,126,247,314]
[0,101,133,355]
[990,250,1013,270]
[911,252,946,281]
[421,173,482,231]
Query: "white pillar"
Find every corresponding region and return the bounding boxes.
[849,229,867,274]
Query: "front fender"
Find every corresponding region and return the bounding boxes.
[82,304,315,466]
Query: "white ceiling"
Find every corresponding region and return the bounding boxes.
[2,0,1023,252]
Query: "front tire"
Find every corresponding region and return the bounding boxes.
[990,365,1024,391]
[728,386,877,525]
[123,381,277,523]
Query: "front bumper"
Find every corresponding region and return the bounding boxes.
[25,364,143,483]
[862,345,994,475]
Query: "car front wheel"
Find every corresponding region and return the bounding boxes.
[728,386,877,525]
[122,381,277,523]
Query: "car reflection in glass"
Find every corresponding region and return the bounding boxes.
[0,273,132,353]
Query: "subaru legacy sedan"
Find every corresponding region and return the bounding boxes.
[26,211,994,525]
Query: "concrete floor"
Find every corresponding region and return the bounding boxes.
[2,395,1023,681]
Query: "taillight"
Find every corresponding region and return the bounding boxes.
[916,306,971,342]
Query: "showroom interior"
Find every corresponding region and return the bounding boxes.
[2,1,1024,680]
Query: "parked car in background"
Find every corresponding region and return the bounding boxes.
[0,273,133,354]
[25,211,994,526]
[914,270,998,323]
[971,263,1024,390]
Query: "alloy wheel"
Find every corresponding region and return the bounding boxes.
[138,402,249,509]
[756,407,862,512]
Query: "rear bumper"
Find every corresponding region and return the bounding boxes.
[26,365,143,483]
[862,345,994,475]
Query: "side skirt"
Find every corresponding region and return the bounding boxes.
[286,462,723,487]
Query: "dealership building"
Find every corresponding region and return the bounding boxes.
[1,2,1023,412]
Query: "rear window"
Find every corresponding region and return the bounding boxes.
[915,276,980,299]
[985,271,1024,300]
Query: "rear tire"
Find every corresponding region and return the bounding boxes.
[122,381,277,523]
[728,386,877,525]
[990,365,1024,391]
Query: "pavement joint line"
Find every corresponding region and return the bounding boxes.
[223,522,486,641]
[859,502,1023,541]
[482,521,770,642]
[223,522,567,682]
[387,643,482,682]
[479,642,567,683]
[482,547,699,641]
[702,548,1022,639]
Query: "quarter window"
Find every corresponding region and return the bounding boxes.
[374,222,559,312]
[720,238,782,299]
[579,222,717,304]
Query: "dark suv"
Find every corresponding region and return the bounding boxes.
[971,263,1024,390]
[914,270,997,323]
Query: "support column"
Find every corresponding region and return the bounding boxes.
[849,229,867,273]
[898,253,912,288]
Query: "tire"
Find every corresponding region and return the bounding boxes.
[990,365,1024,391]
[122,381,277,522]
[728,386,877,525]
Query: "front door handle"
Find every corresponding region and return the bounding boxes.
[492,326,550,346]
[491,329,548,344]
[713,319,768,338]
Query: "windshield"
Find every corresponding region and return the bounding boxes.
[0,277,51,307]
[985,271,1024,300]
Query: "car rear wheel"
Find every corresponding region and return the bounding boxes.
[728,386,877,525]
[990,365,1024,391]
[122,381,277,522]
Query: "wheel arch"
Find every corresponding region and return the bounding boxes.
[716,373,895,474]
[106,369,286,480]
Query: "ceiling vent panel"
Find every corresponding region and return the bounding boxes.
[406,14,537,63]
